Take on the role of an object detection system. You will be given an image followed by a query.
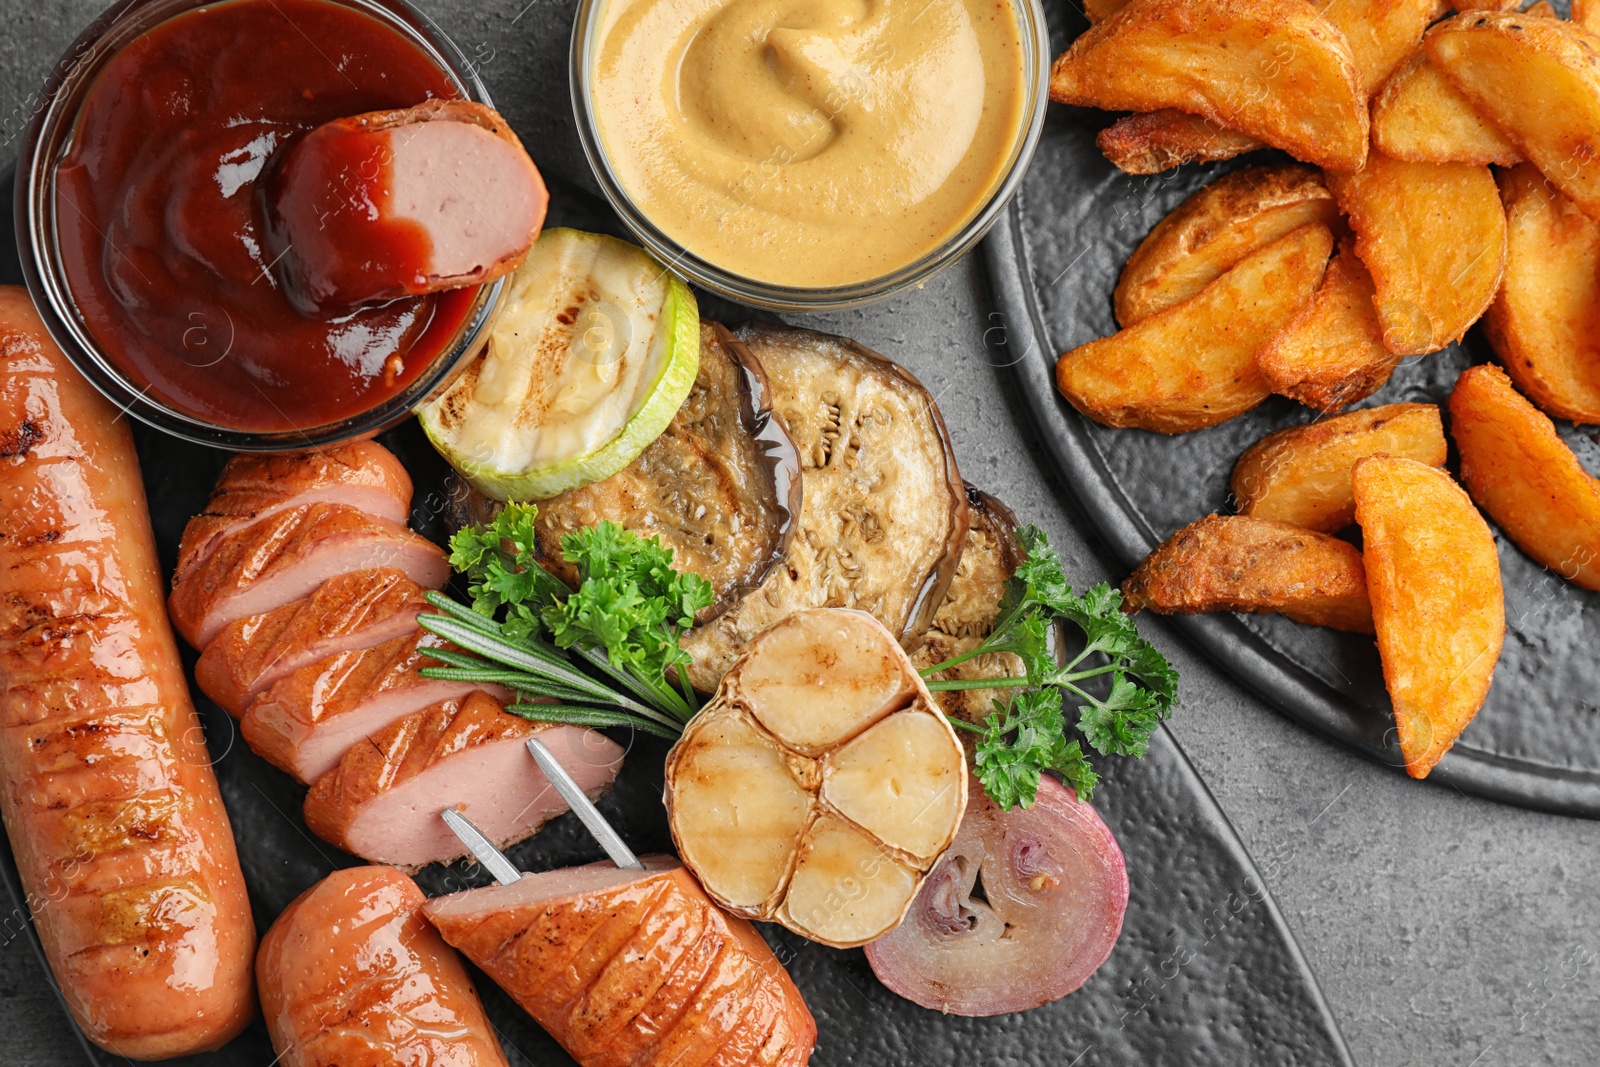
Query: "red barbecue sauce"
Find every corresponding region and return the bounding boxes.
[54,0,474,432]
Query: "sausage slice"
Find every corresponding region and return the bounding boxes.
[195,567,428,716]
[270,100,549,313]
[259,865,508,1067]
[0,287,256,1057]
[176,441,413,583]
[167,502,448,649]
[302,691,622,869]
[240,629,510,782]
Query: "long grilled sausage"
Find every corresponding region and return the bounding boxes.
[0,287,256,1057]
[258,865,509,1067]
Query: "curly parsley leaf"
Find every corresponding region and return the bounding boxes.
[973,687,1099,808]
[923,524,1177,810]
[447,502,567,640]
[542,522,713,716]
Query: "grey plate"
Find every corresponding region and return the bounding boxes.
[985,1,1600,817]
[0,0,1354,1056]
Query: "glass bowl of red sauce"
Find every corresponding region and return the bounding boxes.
[15,0,507,450]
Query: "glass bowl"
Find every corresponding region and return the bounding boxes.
[13,0,507,452]
[569,0,1052,312]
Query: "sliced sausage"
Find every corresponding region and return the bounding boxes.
[270,100,548,313]
[167,502,448,649]
[258,865,508,1067]
[195,568,428,716]
[0,287,256,1057]
[302,691,622,870]
[424,858,816,1067]
[176,441,413,583]
[240,629,511,782]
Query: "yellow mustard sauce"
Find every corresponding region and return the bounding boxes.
[592,0,1027,288]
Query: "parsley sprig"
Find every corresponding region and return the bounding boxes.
[921,525,1179,809]
[416,504,711,738]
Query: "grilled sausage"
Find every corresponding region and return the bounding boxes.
[258,865,508,1067]
[425,858,816,1067]
[0,287,256,1057]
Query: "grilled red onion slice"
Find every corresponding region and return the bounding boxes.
[864,773,1128,1016]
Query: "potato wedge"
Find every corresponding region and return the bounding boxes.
[1371,50,1522,165]
[1352,456,1503,779]
[1577,0,1598,33]
[1523,1,1556,16]
[1115,166,1338,327]
[1322,0,1452,96]
[1084,0,1130,19]
[1325,153,1506,356]
[1087,0,1448,93]
[1481,164,1600,423]
[1096,111,1265,176]
[1231,402,1447,531]
[1049,0,1369,171]
[1450,364,1600,590]
[1057,224,1332,433]
[1427,14,1600,221]
[1452,0,1519,9]
[1122,514,1374,632]
[1256,238,1405,411]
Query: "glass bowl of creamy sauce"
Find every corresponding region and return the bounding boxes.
[572,0,1050,309]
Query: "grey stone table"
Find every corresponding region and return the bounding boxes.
[1,3,1596,1064]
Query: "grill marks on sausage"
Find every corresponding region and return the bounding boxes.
[430,867,813,1067]
[0,419,45,459]
[195,567,428,716]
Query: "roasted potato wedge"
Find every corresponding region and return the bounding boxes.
[1123,514,1375,632]
[1371,50,1522,165]
[1428,14,1600,221]
[1325,153,1506,355]
[1084,0,1130,19]
[1087,0,1449,92]
[1523,1,1556,16]
[1049,0,1369,172]
[1482,164,1600,423]
[1256,238,1405,411]
[1352,456,1504,779]
[1577,0,1598,33]
[1452,0,1519,10]
[1095,111,1264,176]
[1115,166,1338,327]
[1322,0,1452,96]
[1231,402,1447,531]
[1057,224,1332,433]
[1450,364,1600,590]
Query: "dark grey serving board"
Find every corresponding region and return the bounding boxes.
[987,1,1600,819]
[0,0,1355,1059]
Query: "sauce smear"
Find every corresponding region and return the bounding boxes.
[54,0,475,432]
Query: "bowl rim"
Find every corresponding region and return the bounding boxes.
[568,0,1053,312]
[12,0,508,452]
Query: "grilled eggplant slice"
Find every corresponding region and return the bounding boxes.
[681,324,968,692]
[911,488,1028,727]
[445,323,801,622]
[531,323,800,621]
